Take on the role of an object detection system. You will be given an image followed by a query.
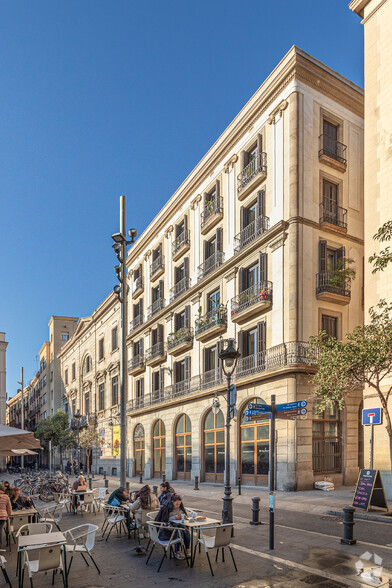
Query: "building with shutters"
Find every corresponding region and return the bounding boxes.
[60,46,365,489]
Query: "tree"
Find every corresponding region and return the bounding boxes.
[35,410,76,470]
[79,429,101,475]
[369,220,392,273]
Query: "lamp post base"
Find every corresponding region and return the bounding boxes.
[222,493,233,525]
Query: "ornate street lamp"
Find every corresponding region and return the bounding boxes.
[219,338,241,525]
[73,409,81,474]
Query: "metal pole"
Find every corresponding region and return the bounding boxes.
[222,373,233,524]
[77,427,80,473]
[20,367,24,474]
[369,423,374,469]
[269,394,276,550]
[119,195,128,488]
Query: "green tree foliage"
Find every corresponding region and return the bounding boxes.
[35,411,76,469]
[369,220,392,273]
[79,429,101,475]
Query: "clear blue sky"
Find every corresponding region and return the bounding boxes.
[0,1,363,397]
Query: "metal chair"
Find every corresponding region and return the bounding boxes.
[146,521,189,572]
[63,524,100,575]
[39,504,65,531]
[54,491,71,513]
[8,513,34,548]
[0,550,12,587]
[78,492,95,515]
[20,543,66,587]
[92,488,106,512]
[195,523,237,576]
[101,505,128,541]
[15,523,53,579]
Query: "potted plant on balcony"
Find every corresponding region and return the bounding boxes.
[259,287,271,301]
[328,258,356,290]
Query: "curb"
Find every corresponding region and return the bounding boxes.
[326,509,392,524]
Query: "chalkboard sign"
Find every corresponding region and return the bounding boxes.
[352,469,389,511]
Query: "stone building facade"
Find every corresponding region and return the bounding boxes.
[61,46,365,489]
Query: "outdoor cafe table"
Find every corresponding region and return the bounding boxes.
[17,531,67,587]
[8,508,39,547]
[70,490,93,514]
[169,516,221,568]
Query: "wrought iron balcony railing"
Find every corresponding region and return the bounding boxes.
[197,251,225,281]
[145,341,166,363]
[200,196,223,230]
[150,254,164,278]
[147,297,165,319]
[129,314,143,333]
[234,216,270,253]
[319,135,347,166]
[237,152,267,194]
[128,354,145,372]
[167,326,193,351]
[320,198,347,230]
[231,281,272,318]
[316,271,351,298]
[195,307,227,337]
[172,230,190,257]
[169,276,191,302]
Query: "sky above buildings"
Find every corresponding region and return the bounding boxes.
[0,0,363,396]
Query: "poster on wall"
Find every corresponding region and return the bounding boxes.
[100,429,105,456]
[112,426,120,456]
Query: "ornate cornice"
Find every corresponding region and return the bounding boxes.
[268,99,288,124]
[224,154,238,173]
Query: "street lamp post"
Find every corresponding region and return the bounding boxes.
[73,409,81,474]
[219,338,241,525]
[17,367,24,474]
[112,195,137,488]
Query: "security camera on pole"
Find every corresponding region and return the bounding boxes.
[112,196,137,488]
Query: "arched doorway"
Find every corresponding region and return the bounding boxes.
[153,419,166,478]
[204,408,224,483]
[175,414,192,480]
[240,397,269,486]
[134,424,145,475]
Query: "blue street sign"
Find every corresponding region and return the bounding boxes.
[229,385,237,407]
[362,407,382,426]
[248,403,270,410]
[276,401,307,412]
[245,408,271,416]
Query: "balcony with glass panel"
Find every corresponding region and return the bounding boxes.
[200,197,223,235]
[231,281,272,323]
[145,341,166,367]
[150,254,165,281]
[169,276,191,302]
[195,306,227,342]
[127,354,145,376]
[237,152,267,200]
[318,134,347,172]
[132,276,144,299]
[319,198,347,233]
[147,297,165,319]
[172,230,190,261]
[234,216,270,253]
[197,252,225,281]
[167,326,194,356]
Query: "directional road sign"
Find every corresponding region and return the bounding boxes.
[245,406,271,415]
[277,408,307,420]
[362,407,382,426]
[245,414,270,422]
[276,401,307,412]
[248,403,270,411]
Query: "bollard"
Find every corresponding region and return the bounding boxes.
[341,506,356,545]
[153,485,158,495]
[250,497,261,525]
[139,472,143,484]
[126,481,130,492]
[162,474,166,483]
[103,470,107,480]
[92,470,95,479]
[88,476,92,490]
[238,476,242,495]
[194,476,199,491]
[104,478,109,491]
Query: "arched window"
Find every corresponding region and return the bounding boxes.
[240,397,269,486]
[153,420,166,478]
[175,415,192,480]
[204,408,224,483]
[134,424,145,475]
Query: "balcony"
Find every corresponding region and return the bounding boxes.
[200,197,223,235]
[201,368,223,389]
[88,412,97,425]
[147,297,165,319]
[316,271,351,305]
[172,230,190,261]
[318,135,347,172]
[197,251,225,281]
[150,254,165,281]
[237,152,267,200]
[129,314,143,334]
[195,306,227,342]
[145,341,166,367]
[234,216,270,253]
[71,415,88,429]
[320,198,347,233]
[231,281,272,323]
[169,276,191,302]
[128,354,145,376]
[167,326,194,356]
[132,276,144,299]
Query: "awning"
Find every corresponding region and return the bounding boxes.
[0,425,41,450]
[0,449,38,456]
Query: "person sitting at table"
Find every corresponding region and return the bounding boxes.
[3,482,12,498]
[0,485,11,548]
[130,485,159,538]
[108,487,130,507]
[71,475,87,509]
[10,487,33,510]
[158,481,175,507]
[154,494,190,559]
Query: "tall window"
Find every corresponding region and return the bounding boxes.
[111,376,119,406]
[65,369,68,386]
[99,338,104,361]
[85,392,90,415]
[72,363,76,381]
[204,409,225,482]
[153,420,166,477]
[312,406,342,473]
[176,415,192,478]
[208,289,220,312]
[98,383,105,411]
[321,315,338,339]
[112,326,118,351]
[240,397,269,484]
[134,424,145,475]
[85,356,91,373]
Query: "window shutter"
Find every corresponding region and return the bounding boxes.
[257,321,266,353]
[140,377,144,399]
[139,298,143,317]
[184,215,188,233]
[257,133,263,155]
[158,323,164,343]
[184,356,191,381]
[336,246,345,266]
[319,240,327,273]
[203,347,209,372]
[203,192,208,206]
[139,263,143,279]
[215,179,220,198]
[159,368,164,392]
[203,240,208,262]
[184,305,191,327]
[140,337,144,356]
[237,330,245,357]
[216,228,223,252]
[259,252,268,284]
[173,313,178,332]
[241,150,248,170]
[184,257,189,279]
[158,242,162,256]
[240,206,245,230]
[216,340,222,377]
[158,279,164,300]
[257,189,265,218]
[238,268,246,293]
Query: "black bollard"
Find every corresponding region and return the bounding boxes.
[153,485,158,495]
[238,476,242,495]
[92,470,95,479]
[341,506,356,545]
[162,474,166,483]
[194,476,199,491]
[250,497,262,525]
[104,478,109,491]
[103,470,107,480]
[88,476,92,490]
[139,472,143,484]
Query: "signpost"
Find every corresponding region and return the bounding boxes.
[362,408,382,469]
